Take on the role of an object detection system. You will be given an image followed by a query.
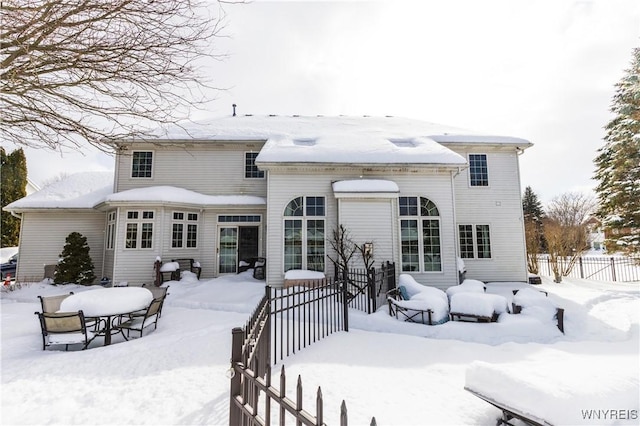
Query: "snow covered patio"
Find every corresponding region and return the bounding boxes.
[1,274,638,425]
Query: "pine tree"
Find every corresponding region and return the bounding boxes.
[522,186,546,273]
[1,147,27,247]
[522,186,545,221]
[54,232,96,285]
[594,47,640,256]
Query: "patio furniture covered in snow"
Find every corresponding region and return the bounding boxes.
[140,284,170,317]
[464,356,639,426]
[387,274,449,325]
[116,298,162,340]
[34,310,96,351]
[511,288,564,333]
[283,269,326,288]
[172,258,202,279]
[449,292,508,322]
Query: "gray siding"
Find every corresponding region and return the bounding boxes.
[16,211,106,283]
[114,142,267,197]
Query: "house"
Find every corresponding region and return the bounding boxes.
[4,115,533,289]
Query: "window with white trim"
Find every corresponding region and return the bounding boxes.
[125,210,154,249]
[283,196,325,272]
[245,152,265,178]
[131,151,153,178]
[468,154,488,186]
[458,224,492,259]
[399,196,442,272]
[106,211,116,250]
[172,212,198,248]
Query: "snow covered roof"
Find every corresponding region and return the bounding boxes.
[147,115,532,166]
[4,173,265,211]
[3,171,114,211]
[103,186,265,207]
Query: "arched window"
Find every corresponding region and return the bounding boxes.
[399,196,441,272]
[283,196,325,272]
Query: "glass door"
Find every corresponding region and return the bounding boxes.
[219,227,238,273]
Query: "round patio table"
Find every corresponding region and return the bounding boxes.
[60,287,153,345]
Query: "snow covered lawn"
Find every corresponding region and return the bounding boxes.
[1,274,638,425]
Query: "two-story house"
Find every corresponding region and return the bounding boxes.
[5,115,532,288]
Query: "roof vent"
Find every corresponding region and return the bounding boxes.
[389,138,416,148]
[293,138,316,146]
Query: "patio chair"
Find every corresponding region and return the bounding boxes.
[172,258,202,279]
[34,310,96,350]
[38,293,101,331]
[140,284,169,317]
[116,298,163,340]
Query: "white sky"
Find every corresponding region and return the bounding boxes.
[9,0,640,205]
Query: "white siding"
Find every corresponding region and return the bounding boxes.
[265,168,459,289]
[338,199,395,270]
[449,147,528,282]
[16,211,106,283]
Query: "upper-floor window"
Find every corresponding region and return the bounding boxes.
[469,154,488,186]
[245,152,265,179]
[106,211,116,250]
[399,196,441,272]
[458,224,492,259]
[125,210,154,249]
[132,151,153,178]
[283,196,325,272]
[172,212,198,248]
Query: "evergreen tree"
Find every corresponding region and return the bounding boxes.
[1,147,27,247]
[594,47,640,256]
[54,232,96,285]
[522,186,545,221]
[522,186,546,273]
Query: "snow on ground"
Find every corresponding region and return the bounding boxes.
[1,273,638,425]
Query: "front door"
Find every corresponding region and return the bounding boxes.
[218,226,259,274]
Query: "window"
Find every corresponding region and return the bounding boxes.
[399,197,441,272]
[172,212,199,248]
[125,210,154,249]
[106,211,116,250]
[131,151,153,178]
[469,154,488,186]
[218,215,261,223]
[458,224,492,259]
[283,196,325,272]
[245,152,265,179]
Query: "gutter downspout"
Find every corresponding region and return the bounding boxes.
[515,147,529,282]
[450,167,463,284]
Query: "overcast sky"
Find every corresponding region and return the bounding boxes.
[10,0,640,205]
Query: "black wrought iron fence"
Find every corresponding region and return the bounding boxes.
[336,261,396,314]
[536,255,640,282]
[229,262,396,426]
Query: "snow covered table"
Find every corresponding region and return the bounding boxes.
[449,292,508,322]
[60,287,153,345]
[283,270,326,288]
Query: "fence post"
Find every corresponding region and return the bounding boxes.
[579,257,584,279]
[367,267,375,314]
[229,327,244,426]
[342,279,349,332]
[611,257,617,282]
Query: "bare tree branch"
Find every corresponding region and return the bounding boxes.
[1,0,233,153]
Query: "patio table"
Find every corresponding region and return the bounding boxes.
[60,287,153,345]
